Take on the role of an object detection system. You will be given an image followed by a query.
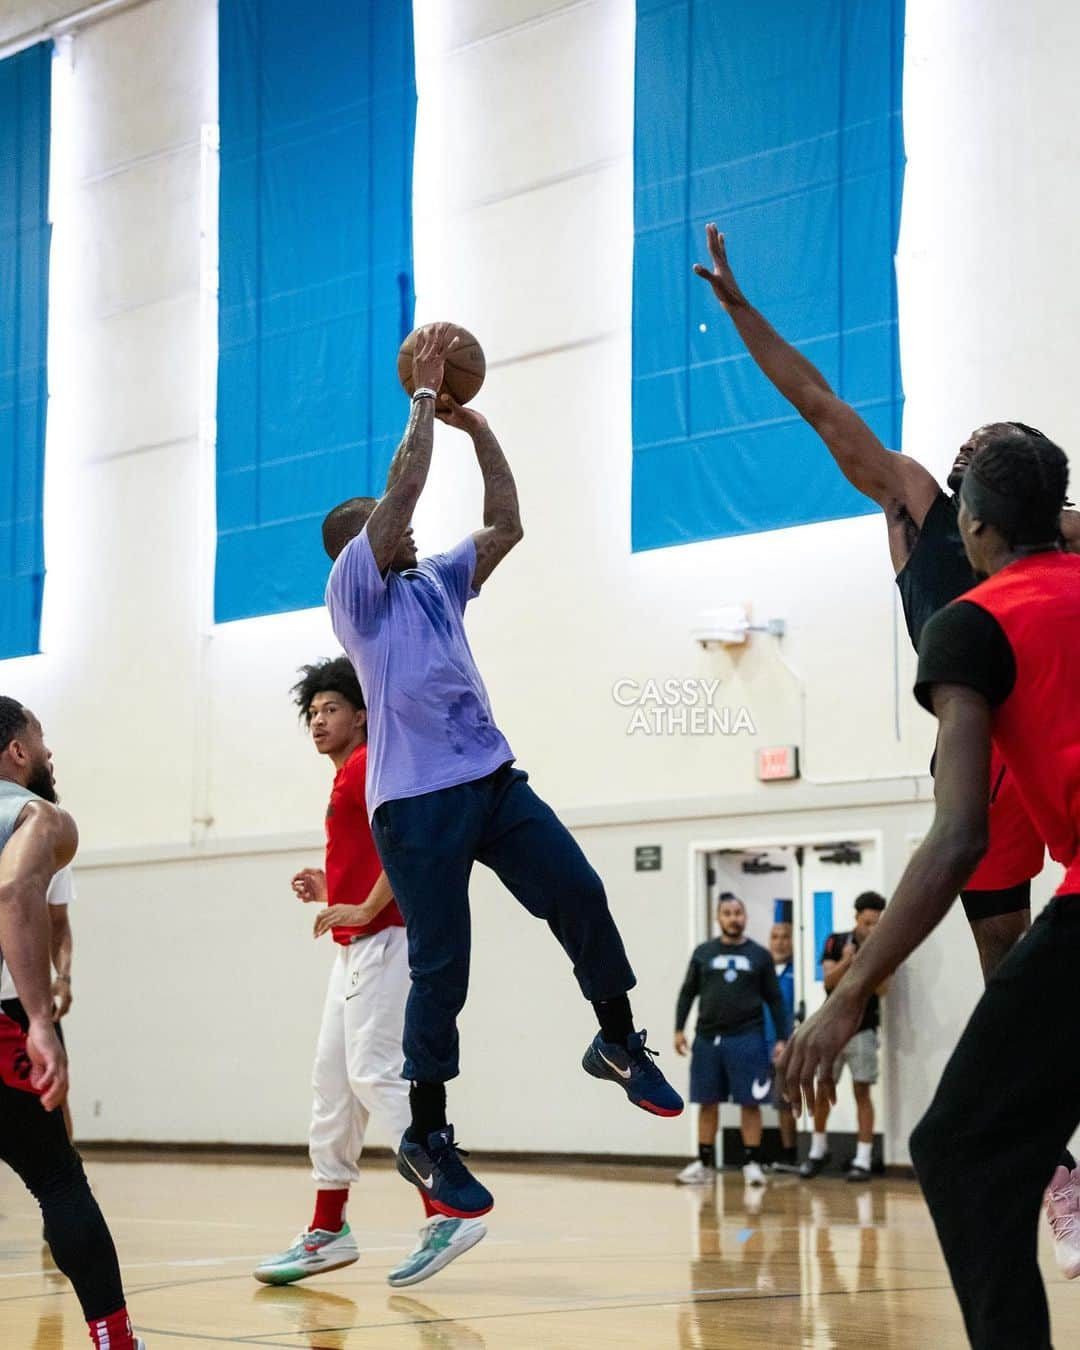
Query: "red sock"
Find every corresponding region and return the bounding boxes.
[420,1191,439,1219]
[88,1307,135,1349]
[311,1188,349,1233]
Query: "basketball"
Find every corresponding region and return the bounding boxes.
[397,323,486,404]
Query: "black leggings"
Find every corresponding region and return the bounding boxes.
[0,1009,125,1323]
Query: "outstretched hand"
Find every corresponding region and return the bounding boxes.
[412,323,461,395]
[692,224,748,312]
[435,393,487,435]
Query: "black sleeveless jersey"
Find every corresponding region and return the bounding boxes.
[895,491,976,652]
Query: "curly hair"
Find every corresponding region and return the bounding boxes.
[291,656,365,722]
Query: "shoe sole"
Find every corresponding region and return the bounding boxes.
[395,1156,494,1219]
[582,1050,684,1117]
[253,1252,359,1285]
[386,1222,488,1288]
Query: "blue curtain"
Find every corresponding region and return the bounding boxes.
[216,0,416,622]
[0,43,51,658]
[632,0,904,551]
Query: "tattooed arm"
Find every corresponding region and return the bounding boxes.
[366,324,458,573]
[437,397,524,588]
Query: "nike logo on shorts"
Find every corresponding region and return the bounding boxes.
[751,1077,772,1101]
[598,1049,632,1080]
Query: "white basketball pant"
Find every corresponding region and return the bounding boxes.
[308,924,412,1188]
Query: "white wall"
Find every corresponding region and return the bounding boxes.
[1,0,1077,1162]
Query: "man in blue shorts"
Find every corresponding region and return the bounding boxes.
[675,894,790,1186]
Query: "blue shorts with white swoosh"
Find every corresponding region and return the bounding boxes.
[689,1030,771,1107]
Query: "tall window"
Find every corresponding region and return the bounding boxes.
[216,0,416,622]
[0,42,51,657]
[632,0,905,551]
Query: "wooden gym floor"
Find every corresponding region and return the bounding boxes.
[2,1151,1079,1348]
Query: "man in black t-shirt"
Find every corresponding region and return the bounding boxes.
[693,224,1080,983]
[674,894,790,1188]
[800,893,887,1183]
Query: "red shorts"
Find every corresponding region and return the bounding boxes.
[963,746,1045,893]
[0,1012,40,1096]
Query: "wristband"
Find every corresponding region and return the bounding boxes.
[55,975,71,985]
[412,387,437,402]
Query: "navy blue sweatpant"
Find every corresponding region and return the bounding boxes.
[372,763,636,1083]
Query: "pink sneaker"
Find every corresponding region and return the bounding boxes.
[1046,1165,1080,1279]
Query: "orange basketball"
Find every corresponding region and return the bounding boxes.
[397,323,486,405]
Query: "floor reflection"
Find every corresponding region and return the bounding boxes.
[254,1284,360,1350]
[678,1174,891,1349]
[388,1294,487,1349]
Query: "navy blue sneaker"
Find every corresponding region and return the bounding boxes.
[396,1126,494,1219]
[582,1028,684,1117]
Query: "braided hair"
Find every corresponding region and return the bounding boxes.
[965,423,1069,549]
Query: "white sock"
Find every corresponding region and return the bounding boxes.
[855,1141,873,1171]
[809,1132,828,1161]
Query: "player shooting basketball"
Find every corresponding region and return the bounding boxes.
[320,323,683,1221]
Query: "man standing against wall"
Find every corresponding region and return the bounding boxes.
[322,325,682,1221]
[254,658,484,1288]
[764,918,799,1172]
[800,893,886,1182]
[0,699,145,1350]
[675,894,790,1186]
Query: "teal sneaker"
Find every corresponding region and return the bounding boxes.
[253,1224,359,1284]
[387,1215,487,1287]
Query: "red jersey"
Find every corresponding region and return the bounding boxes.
[948,553,1080,895]
[325,744,404,944]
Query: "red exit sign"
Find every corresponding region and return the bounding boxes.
[757,746,800,781]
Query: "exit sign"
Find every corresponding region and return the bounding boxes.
[757,746,800,781]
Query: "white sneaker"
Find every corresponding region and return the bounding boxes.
[1046,1165,1080,1279]
[253,1224,359,1285]
[387,1216,487,1287]
[676,1159,716,1185]
[743,1161,767,1187]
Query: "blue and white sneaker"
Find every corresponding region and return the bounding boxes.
[387,1214,487,1287]
[396,1126,494,1218]
[252,1225,359,1284]
[582,1028,684,1117]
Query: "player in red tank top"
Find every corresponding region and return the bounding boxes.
[253,658,485,1289]
[781,428,1080,1347]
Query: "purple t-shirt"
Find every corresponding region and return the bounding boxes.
[325,528,514,818]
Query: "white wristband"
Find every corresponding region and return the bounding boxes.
[412,387,437,402]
